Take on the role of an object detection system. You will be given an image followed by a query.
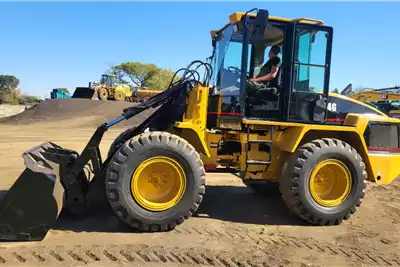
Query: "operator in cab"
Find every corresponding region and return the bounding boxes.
[246,45,281,97]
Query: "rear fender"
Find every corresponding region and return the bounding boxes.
[275,114,400,184]
[296,129,375,182]
[274,126,374,182]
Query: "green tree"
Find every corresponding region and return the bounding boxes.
[113,62,159,87]
[0,75,20,104]
[0,75,19,91]
[146,68,178,90]
[2,88,21,104]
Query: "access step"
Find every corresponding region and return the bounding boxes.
[247,140,273,144]
[246,159,271,165]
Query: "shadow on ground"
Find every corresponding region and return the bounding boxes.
[53,184,305,234]
[195,185,305,226]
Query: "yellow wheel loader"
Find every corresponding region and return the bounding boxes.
[1,9,399,241]
[72,74,133,101]
[93,74,133,101]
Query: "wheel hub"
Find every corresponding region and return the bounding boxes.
[309,159,352,207]
[131,156,186,211]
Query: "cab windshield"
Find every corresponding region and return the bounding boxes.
[210,24,250,96]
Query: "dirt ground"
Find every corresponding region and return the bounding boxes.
[0,99,399,267]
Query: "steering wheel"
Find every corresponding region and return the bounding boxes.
[304,94,321,102]
[227,66,241,76]
[227,66,253,79]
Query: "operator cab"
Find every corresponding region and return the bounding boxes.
[207,10,333,127]
[101,74,117,87]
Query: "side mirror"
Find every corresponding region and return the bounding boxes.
[251,9,269,41]
[341,83,353,95]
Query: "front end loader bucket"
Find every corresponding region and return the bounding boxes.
[72,87,97,99]
[0,143,67,241]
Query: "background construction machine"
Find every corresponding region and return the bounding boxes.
[90,73,133,101]
[350,87,400,118]
[73,73,161,102]
[340,85,400,117]
[0,8,399,242]
[50,88,71,99]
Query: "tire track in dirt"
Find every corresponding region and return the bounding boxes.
[1,226,399,267]
[0,240,398,267]
[162,224,400,266]
[0,244,287,267]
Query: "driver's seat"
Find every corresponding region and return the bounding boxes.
[249,86,279,102]
[246,65,281,104]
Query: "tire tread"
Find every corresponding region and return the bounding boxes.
[279,138,367,226]
[106,131,206,232]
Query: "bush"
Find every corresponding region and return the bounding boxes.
[1,89,20,105]
[18,94,41,105]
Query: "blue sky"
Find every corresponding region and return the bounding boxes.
[0,1,399,98]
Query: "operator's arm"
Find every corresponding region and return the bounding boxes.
[248,57,281,83]
[249,66,279,82]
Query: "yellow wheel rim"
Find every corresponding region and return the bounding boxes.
[99,89,108,99]
[115,92,124,101]
[309,159,352,207]
[131,156,186,211]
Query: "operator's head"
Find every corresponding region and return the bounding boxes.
[269,45,281,59]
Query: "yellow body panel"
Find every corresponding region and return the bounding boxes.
[114,85,133,98]
[368,154,400,184]
[174,85,211,158]
[244,118,359,153]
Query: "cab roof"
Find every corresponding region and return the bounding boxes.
[211,11,324,39]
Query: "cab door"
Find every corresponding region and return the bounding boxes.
[287,23,333,123]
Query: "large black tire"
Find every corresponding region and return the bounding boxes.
[279,138,367,226]
[105,131,206,232]
[114,91,125,101]
[107,127,138,159]
[98,87,109,100]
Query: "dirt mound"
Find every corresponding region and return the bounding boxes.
[0,98,153,128]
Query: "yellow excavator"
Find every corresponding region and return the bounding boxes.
[348,87,400,118]
[1,8,399,241]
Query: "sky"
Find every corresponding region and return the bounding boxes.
[0,1,399,98]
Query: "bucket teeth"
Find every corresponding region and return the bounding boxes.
[22,142,63,174]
